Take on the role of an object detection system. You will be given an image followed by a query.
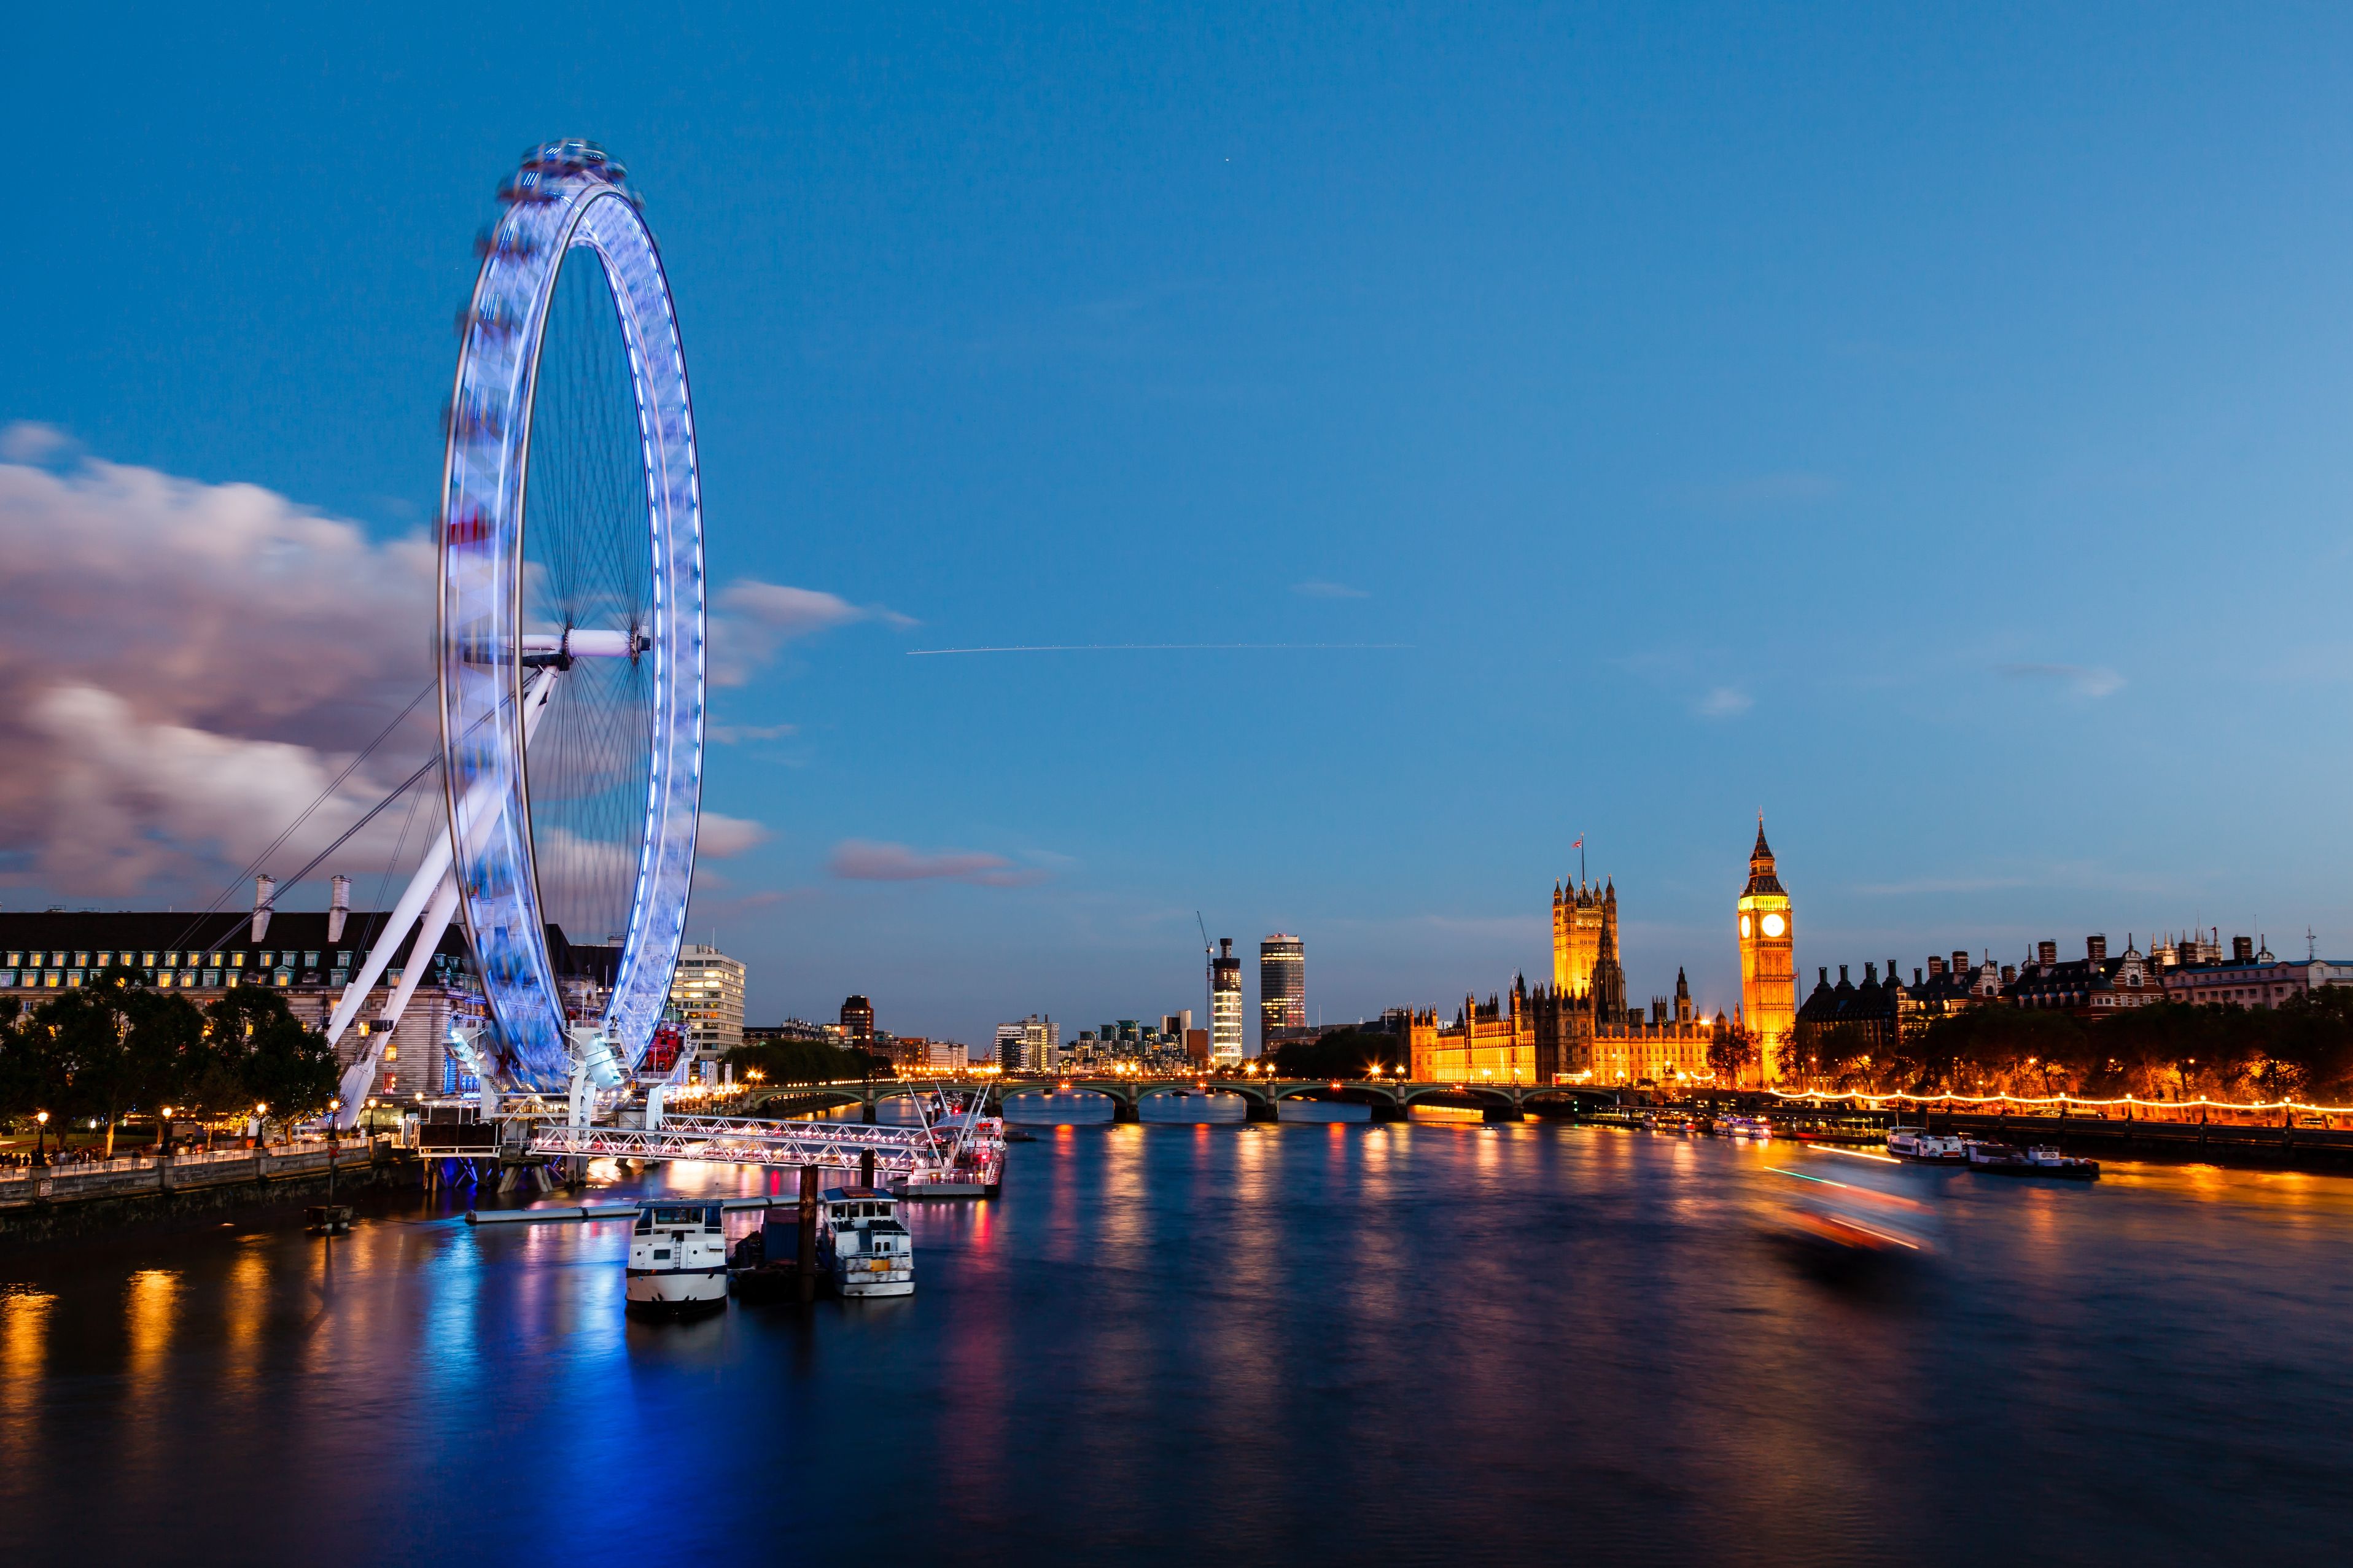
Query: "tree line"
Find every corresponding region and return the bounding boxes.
[0,966,341,1152]
[723,1036,889,1086]
[1778,990,2353,1104]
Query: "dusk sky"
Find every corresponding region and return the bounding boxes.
[8,4,2353,1049]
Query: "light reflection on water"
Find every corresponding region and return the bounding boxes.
[0,1124,2348,1561]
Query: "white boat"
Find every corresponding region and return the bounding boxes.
[819,1186,914,1298]
[1887,1127,1969,1163]
[1716,1114,1772,1140]
[626,1201,729,1314]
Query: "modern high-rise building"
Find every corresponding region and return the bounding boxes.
[995,1022,1027,1071]
[839,994,874,1046]
[1210,937,1243,1063]
[1258,934,1305,1050]
[996,1015,1059,1071]
[670,944,747,1062]
[1736,820,1797,1086]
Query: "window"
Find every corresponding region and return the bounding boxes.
[336,951,351,967]
[230,952,244,969]
[203,970,220,987]
[208,952,222,967]
[305,951,319,968]
[74,952,88,967]
[383,1045,399,1062]
[96,952,112,967]
[259,951,273,967]
[5,952,18,967]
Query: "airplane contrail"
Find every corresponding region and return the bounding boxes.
[907,643,1414,656]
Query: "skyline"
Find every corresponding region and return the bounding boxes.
[9,6,2353,1050]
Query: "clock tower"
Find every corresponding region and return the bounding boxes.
[1735,818,1795,1087]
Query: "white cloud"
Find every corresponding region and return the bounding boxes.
[0,422,74,465]
[1293,580,1369,599]
[826,839,1044,887]
[696,812,773,858]
[1698,686,1754,718]
[1998,662,2125,699]
[0,446,437,896]
[709,578,915,686]
[707,721,797,745]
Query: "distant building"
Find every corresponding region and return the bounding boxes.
[1259,934,1304,1051]
[1552,879,1606,993]
[1163,1009,1193,1039]
[997,1014,1059,1072]
[2161,935,2353,1009]
[1184,1028,1210,1066]
[0,909,620,1101]
[1211,939,1243,1063]
[670,945,746,1061]
[2004,936,2166,1015]
[1792,963,1915,1077]
[995,1022,1027,1071]
[1406,988,1539,1084]
[743,1020,830,1045]
[1735,821,1796,1085]
[839,995,874,1047]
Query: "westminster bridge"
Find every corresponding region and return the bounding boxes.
[747,1076,1624,1124]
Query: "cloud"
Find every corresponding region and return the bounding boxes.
[826,839,1046,887]
[0,422,75,465]
[1697,686,1754,718]
[1998,662,2125,699]
[0,444,437,896]
[1293,580,1369,599]
[696,812,773,858]
[709,579,915,686]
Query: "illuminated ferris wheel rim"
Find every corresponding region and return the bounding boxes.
[437,139,706,1092]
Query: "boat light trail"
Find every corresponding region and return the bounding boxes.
[1767,1088,2353,1114]
[1811,1146,1902,1164]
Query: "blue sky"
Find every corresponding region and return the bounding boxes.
[7,4,2353,1049]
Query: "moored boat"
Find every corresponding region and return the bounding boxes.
[1888,1127,1968,1162]
[1716,1114,1772,1141]
[626,1202,729,1315]
[1964,1139,2096,1178]
[819,1186,914,1298]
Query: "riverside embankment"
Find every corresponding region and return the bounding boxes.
[0,1136,413,1242]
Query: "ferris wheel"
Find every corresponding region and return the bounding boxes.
[327,141,704,1113]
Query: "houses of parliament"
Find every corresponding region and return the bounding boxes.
[1406,824,1798,1088]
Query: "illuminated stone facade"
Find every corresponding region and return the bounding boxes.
[1552,879,1607,993]
[1407,984,1541,1084]
[1735,822,1795,1087]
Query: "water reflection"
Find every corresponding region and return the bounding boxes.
[0,1127,2346,1559]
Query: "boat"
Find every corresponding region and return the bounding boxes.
[819,1186,914,1298]
[626,1202,729,1315]
[1888,1127,1969,1162]
[1715,1115,1772,1141]
[898,1112,1006,1199]
[1967,1141,2098,1180]
[305,1203,352,1235]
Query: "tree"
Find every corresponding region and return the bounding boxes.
[205,987,339,1128]
[725,1038,884,1087]
[1706,1023,1757,1089]
[1270,1027,1400,1079]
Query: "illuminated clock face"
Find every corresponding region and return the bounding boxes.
[1739,915,1752,939]
[1761,913,1787,939]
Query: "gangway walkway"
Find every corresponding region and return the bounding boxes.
[525,1114,945,1174]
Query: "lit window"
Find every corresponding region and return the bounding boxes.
[230,952,245,968]
[209,952,223,966]
[74,952,89,967]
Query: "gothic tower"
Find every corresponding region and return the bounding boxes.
[1552,878,1604,995]
[1736,819,1795,1086]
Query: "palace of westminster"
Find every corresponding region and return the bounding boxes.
[1407,823,1797,1089]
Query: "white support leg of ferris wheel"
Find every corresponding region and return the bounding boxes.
[324,666,562,1122]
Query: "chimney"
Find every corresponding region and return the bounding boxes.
[1864,962,1878,984]
[250,875,274,944]
[2001,963,2017,985]
[2037,940,2058,966]
[2087,934,2107,964]
[327,875,351,943]
[1838,964,1850,984]
[1952,950,1970,977]
[1914,967,1924,986]
[2232,935,2255,963]
[1927,955,1947,978]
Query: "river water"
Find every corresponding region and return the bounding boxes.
[2,1096,2349,1565]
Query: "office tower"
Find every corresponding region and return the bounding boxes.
[995,1022,1027,1071]
[839,994,874,1047]
[1211,937,1243,1063]
[1162,1009,1192,1039]
[670,944,747,1061]
[1259,934,1304,1050]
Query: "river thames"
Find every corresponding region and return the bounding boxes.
[4,1100,2349,1564]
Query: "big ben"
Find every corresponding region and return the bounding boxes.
[1736,818,1795,1086]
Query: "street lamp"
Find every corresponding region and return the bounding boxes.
[159,1106,174,1156]
[33,1109,49,1167]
